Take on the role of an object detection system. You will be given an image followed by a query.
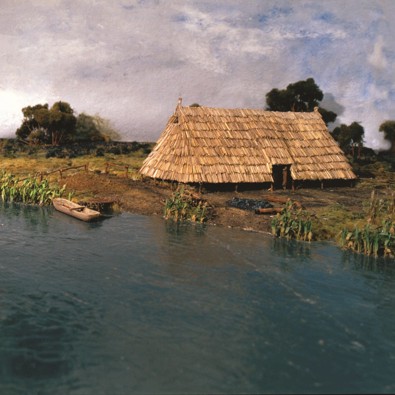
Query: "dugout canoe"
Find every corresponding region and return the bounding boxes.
[53,198,101,222]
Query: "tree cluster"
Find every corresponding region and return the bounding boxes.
[16,101,120,146]
[379,121,395,152]
[265,78,337,126]
[331,122,364,156]
[265,77,395,156]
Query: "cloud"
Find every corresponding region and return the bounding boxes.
[0,0,394,151]
[368,35,388,70]
[0,89,47,130]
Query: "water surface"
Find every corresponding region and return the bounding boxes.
[0,203,394,394]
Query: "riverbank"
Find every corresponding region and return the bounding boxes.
[62,170,386,241]
[1,144,395,243]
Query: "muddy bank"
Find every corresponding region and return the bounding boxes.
[63,172,377,236]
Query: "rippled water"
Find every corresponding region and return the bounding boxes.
[1,203,395,394]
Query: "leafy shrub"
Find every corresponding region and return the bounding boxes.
[108,146,121,155]
[339,191,395,257]
[96,147,105,157]
[0,171,67,205]
[46,147,66,158]
[164,187,209,223]
[3,140,16,158]
[271,201,314,241]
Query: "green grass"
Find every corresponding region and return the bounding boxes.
[0,171,68,205]
[0,151,146,181]
[271,201,314,241]
[164,187,209,223]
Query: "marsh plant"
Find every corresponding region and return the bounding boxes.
[0,171,67,206]
[340,190,395,257]
[164,187,208,223]
[340,221,395,258]
[365,190,395,224]
[271,201,313,241]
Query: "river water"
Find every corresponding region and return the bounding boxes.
[0,203,395,394]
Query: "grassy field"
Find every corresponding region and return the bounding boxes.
[0,152,146,178]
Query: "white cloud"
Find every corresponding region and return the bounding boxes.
[0,89,48,131]
[368,35,388,70]
[0,0,394,151]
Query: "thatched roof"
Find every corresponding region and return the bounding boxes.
[139,101,356,184]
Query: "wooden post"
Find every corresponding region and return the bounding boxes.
[235,184,238,193]
[321,180,324,189]
[292,180,295,191]
[59,170,63,179]
[125,166,129,178]
[105,163,109,174]
[282,166,288,190]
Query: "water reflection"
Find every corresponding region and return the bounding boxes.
[51,209,106,230]
[271,237,312,259]
[341,249,395,274]
[164,219,207,239]
[0,203,51,233]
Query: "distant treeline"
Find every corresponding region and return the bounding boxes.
[0,138,154,159]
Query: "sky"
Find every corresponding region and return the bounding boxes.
[0,0,394,150]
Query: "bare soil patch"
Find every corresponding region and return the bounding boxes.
[63,172,379,236]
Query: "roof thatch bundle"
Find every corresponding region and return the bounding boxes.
[139,100,356,184]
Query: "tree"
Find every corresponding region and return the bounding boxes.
[16,104,50,141]
[265,77,337,126]
[331,122,364,157]
[91,115,121,142]
[75,113,106,143]
[317,107,337,127]
[26,127,47,146]
[379,121,395,152]
[16,102,120,145]
[16,101,77,145]
[48,101,77,145]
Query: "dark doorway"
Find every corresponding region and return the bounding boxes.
[272,164,292,190]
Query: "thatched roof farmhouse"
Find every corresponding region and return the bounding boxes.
[139,99,356,187]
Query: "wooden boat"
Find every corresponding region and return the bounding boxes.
[53,198,101,222]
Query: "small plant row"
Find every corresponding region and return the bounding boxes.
[271,200,313,241]
[340,220,395,258]
[0,171,67,206]
[164,187,209,223]
[364,189,395,224]
[339,190,395,257]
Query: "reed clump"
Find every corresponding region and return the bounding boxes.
[339,190,395,257]
[271,200,314,241]
[164,187,209,223]
[0,171,67,206]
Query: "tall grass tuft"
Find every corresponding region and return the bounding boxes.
[271,200,314,241]
[164,187,209,223]
[0,171,67,206]
[340,190,395,257]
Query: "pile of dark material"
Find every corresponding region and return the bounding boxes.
[227,197,273,211]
